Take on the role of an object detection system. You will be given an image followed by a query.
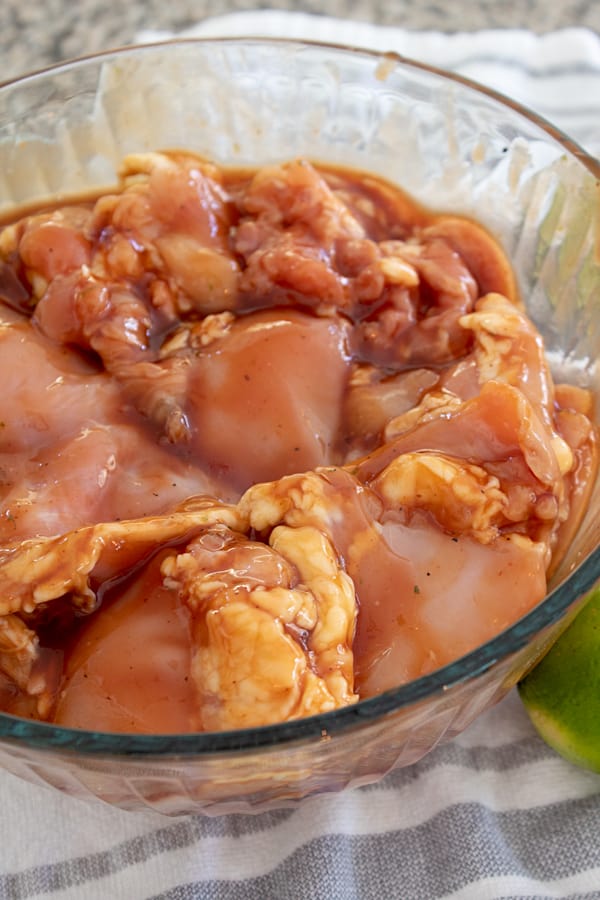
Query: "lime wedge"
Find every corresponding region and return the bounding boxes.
[518,585,600,772]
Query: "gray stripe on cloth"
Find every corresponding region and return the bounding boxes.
[3,784,600,899]
[0,810,295,900]
[0,737,558,899]
[147,795,600,900]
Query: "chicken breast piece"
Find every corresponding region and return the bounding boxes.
[162,522,357,730]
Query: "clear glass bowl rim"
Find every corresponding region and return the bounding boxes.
[0,36,598,757]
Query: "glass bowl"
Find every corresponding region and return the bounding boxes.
[0,39,598,817]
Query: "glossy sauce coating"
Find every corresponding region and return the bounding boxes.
[0,153,595,733]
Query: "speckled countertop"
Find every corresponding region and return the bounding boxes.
[1,0,599,83]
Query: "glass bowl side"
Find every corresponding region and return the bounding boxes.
[0,39,598,815]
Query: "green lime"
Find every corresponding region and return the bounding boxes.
[518,585,600,773]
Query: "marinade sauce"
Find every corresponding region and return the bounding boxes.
[0,153,595,733]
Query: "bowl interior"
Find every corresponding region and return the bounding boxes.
[0,38,599,758]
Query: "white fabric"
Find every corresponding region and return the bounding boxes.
[2,12,599,900]
[3,692,600,899]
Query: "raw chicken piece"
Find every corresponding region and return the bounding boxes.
[0,615,38,694]
[0,497,245,616]
[355,236,478,367]
[0,615,59,719]
[236,159,426,316]
[16,207,93,284]
[342,365,439,453]
[235,158,482,362]
[162,522,357,730]
[423,217,517,301]
[379,381,563,493]
[241,159,365,248]
[0,318,229,542]
[0,422,224,543]
[236,160,363,312]
[54,553,198,733]
[104,153,241,317]
[181,310,351,488]
[117,152,234,250]
[0,321,113,455]
[117,309,352,489]
[461,294,547,397]
[355,524,547,694]
[373,452,507,544]
[35,277,153,370]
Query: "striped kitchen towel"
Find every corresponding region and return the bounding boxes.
[1,12,599,900]
[2,692,600,899]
